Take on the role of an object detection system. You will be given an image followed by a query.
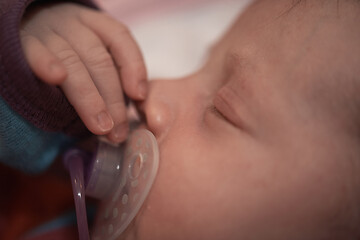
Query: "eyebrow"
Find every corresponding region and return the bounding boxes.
[214,52,257,130]
[223,51,255,99]
[277,0,304,18]
[224,52,246,76]
[278,0,360,19]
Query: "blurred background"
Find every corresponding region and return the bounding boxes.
[96,0,251,79]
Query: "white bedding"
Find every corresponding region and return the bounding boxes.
[95,0,252,79]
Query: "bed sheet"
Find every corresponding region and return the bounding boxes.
[96,0,252,79]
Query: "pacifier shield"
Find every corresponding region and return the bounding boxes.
[91,129,159,240]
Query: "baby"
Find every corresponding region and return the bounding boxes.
[103,0,360,239]
[13,0,360,239]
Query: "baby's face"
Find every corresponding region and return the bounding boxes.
[117,0,360,239]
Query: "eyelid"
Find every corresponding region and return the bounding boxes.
[213,89,245,130]
[207,105,228,122]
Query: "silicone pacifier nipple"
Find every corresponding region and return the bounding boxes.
[64,129,159,240]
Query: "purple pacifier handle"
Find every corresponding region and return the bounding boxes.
[63,149,90,240]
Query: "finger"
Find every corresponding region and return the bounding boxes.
[41,32,114,135]
[85,44,129,143]
[80,10,148,100]
[55,22,129,143]
[20,32,67,85]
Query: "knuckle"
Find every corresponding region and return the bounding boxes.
[56,48,82,68]
[107,101,127,118]
[76,85,97,100]
[108,100,125,110]
[86,46,114,70]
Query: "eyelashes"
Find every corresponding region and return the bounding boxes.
[208,92,244,130]
[207,104,229,122]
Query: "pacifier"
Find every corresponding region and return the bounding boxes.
[63,128,159,240]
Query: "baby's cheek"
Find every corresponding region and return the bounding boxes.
[134,134,249,239]
[131,137,209,238]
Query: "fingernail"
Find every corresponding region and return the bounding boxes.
[112,123,129,142]
[138,81,147,99]
[97,111,114,132]
[98,136,120,147]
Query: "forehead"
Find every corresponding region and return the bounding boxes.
[222,0,360,59]
[208,0,360,133]
[221,1,358,89]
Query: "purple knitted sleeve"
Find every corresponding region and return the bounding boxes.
[0,0,99,137]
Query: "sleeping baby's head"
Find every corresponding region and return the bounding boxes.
[94,0,360,239]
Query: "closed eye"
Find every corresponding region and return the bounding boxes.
[207,105,233,125]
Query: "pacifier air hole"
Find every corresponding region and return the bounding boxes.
[129,153,143,179]
[91,129,159,240]
[64,129,159,240]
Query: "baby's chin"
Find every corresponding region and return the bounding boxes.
[125,180,240,239]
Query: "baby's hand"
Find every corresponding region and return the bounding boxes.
[20,2,147,143]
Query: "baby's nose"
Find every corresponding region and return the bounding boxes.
[143,80,175,138]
